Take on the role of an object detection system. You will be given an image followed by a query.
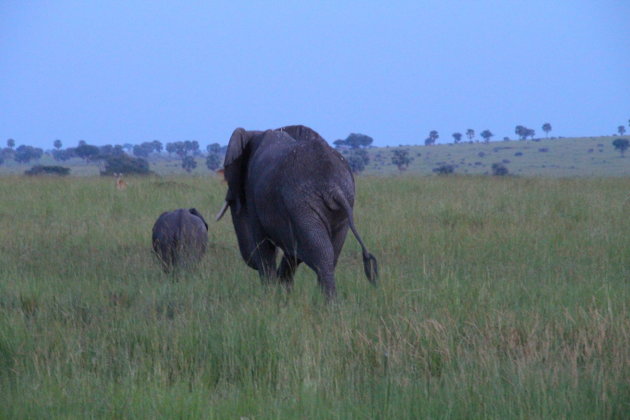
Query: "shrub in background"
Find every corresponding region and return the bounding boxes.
[100,155,151,176]
[433,164,455,175]
[491,162,509,176]
[24,165,70,176]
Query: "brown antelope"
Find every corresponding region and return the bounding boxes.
[115,173,127,190]
[215,168,226,182]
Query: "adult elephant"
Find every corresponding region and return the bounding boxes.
[215,125,377,298]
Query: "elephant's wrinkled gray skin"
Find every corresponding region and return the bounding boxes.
[152,208,208,272]
[216,125,377,299]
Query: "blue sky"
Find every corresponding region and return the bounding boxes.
[1,1,628,149]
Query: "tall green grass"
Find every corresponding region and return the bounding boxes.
[1,175,629,418]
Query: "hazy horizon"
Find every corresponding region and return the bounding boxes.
[1,1,628,149]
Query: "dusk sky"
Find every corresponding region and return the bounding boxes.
[1,1,628,149]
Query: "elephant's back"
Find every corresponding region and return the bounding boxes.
[274,140,355,220]
[249,129,355,209]
[285,139,354,192]
[153,209,205,239]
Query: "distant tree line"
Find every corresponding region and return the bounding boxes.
[447,123,553,145]
[1,139,45,164]
[0,136,231,175]
[132,140,163,158]
[4,117,628,175]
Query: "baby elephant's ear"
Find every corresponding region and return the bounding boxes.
[189,208,208,230]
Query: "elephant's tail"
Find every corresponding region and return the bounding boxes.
[333,191,378,286]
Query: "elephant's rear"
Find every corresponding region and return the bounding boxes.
[180,210,209,263]
[152,209,208,271]
[292,139,377,283]
[152,211,178,271]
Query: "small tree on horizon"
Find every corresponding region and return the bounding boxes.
[7,138,15,149]
[542,123,552,138]
[152,140,163,154]
[185,140,201,156]
[466,129,475,141]
[132,144,152,158]
[53,139,62,150]
[426,130,439,146]
[618,125,626,136]
[452,132,462,144]
[480,130,493,143]
[166,141,187,158]
[52,148,76,161]
[342,133,374,149]
[75,144,101,162]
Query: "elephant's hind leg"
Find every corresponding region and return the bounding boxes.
[293,224,337,299]
[331,223,350,268]
[250,239,278,284]
[317,269,336,300]
[277,255,302,291]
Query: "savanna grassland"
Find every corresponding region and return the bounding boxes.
[1,175,629,418]
[2,135,628,178]
[363,136,630,177]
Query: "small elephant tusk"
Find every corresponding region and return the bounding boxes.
[215,201,229,221]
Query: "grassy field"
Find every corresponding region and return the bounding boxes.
[1,175,629,418]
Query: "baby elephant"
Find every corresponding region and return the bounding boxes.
[152,208,208,272]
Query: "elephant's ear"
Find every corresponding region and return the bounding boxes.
[224,128,251,168]
[189,208,208,230]
[276,125,325,143]
[223,128,255,214]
